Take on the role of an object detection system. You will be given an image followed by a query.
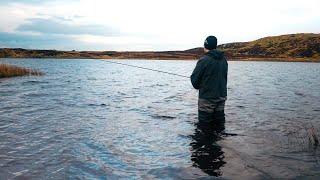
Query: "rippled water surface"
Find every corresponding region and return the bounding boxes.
[1,58,320,179]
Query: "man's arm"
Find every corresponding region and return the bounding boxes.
[191,58,205,89]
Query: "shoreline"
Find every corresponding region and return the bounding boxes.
[1,57,319,63]
[1,33,319,62]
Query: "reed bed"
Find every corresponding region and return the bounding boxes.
[0,63,44,78]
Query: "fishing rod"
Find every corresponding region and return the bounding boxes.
[100,60,190,78]
[99,59,242,137]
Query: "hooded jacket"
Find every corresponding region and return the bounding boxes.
[191,49,228,99]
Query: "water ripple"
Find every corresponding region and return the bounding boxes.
[0,59,319,179]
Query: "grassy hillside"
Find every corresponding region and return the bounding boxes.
[219,33,320,60]
[0,33,319,61]
[0,48,200,60]
[0,48,112,59]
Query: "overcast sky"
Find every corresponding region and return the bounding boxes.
[0,0,319,51]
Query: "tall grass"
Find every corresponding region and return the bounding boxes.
[0,64,44,78]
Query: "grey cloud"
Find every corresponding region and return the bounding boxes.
[36,13,85,22]
[0,31,188,51]
[16,18,121,36]
[0,31,85,50]
[0,0,46,4]
[0,31,137,51]
[0,0,79,5]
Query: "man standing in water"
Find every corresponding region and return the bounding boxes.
[191,36,228,132]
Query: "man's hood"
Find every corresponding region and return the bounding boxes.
[205,49,224,60]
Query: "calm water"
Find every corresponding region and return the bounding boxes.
[0,58,320,179]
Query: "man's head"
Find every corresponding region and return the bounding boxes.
[204,36,217,52]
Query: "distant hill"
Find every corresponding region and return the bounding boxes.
[0,33,319,62]
[219,33,320,61]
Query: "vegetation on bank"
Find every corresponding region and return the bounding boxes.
[218,33,320,60]
[0,64,44,78]
[0,33,319,61]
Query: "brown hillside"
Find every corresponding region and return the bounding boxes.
[219,33,320,60]
[0,33,319,61]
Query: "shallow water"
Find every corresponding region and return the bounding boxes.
[0,58,320,179]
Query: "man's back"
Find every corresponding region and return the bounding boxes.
[191,36,228,123]
[191,49,228,100]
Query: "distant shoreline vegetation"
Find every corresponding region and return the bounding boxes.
[0,33,319,62]
[0,64,44,78]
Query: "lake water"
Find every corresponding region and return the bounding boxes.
[0,58,320,179]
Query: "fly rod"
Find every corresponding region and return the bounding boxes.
[99,60,242,137]
[100,60,190,78]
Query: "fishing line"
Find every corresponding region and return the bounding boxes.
[100,60,190,78]
[99,60,241,136]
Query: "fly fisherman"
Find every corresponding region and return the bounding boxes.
[191,36,228,132]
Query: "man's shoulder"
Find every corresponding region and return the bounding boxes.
[199,55,211,62]
[199,54,224,62]
[205,50,227,61]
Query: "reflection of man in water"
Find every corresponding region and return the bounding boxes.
[190,120,226,176]
[190,36,228,176]
[191,36,228,124]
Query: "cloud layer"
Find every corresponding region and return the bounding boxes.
[17,18,121,36]
[0,0,319,51]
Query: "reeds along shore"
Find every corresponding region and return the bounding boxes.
[0,64,44,78]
